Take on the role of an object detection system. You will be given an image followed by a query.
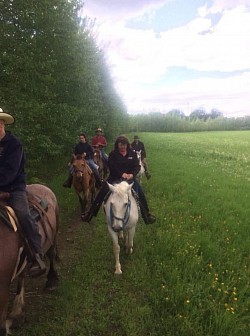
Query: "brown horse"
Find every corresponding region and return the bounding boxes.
[72,155,96,215]
[0,184,59,336]
[93,149,108,180]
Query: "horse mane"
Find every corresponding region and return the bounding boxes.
[75,154,84,160]
[113,181,130,196]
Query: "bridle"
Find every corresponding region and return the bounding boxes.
[109,196,131,231]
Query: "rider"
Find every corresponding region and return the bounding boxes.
[91,127,108,165]
[131,135,151,180]
[0,108,46,277]
[81,135,156,224]
[63,133,102,189]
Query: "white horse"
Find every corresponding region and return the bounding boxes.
[136,150,145,184]
[104,181,139,275]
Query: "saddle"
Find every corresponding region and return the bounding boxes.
[0,191,50,280]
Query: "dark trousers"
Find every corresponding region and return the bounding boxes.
[8,190,42,255]
[90,178,150,217]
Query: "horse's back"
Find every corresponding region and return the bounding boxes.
[26,184,59,252]
[26,184,58,210]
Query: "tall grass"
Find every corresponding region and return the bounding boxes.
[15,131,249,335]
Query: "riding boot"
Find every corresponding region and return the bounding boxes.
[81,183,109,222]
[145,170,151,180]
[63,174,73,188]
[140,204,156,224]
[137,192,156,224]
[92,170,103,189]
[143,163,151,180]
[29,253,46,278]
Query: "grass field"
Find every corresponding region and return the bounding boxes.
[14,131,250,336]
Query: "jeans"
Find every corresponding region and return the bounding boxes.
[8,190,42,255]
[87,159,100,176]
[100,149,108,164]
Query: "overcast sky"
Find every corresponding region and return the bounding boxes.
[81,0,250,117]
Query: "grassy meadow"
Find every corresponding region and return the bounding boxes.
[14,131,249,336]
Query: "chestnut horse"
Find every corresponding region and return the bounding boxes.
[0,184,59,336]
[93,149,108,180]
[72,155,96,216]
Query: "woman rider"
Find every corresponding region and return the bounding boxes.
[81,135,156,224]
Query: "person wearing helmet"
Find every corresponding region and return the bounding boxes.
[0,108,46,277]
[131,135,151,179]
[91,127,108,165]
[81,135,156,224]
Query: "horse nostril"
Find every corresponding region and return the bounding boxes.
[112,226,122,233]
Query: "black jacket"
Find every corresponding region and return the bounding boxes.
[0,132,26,192]
[108,148,140,183]
[74,142,94,160]
[131,140,146,159]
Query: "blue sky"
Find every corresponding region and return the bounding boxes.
[82,0,250,117]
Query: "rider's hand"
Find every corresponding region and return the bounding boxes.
[122,173,133,180]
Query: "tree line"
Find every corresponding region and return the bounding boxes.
[129,110,250,133]
[0,0,128,173]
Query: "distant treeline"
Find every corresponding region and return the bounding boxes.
[0,0,128,172]
[129,111,250,133]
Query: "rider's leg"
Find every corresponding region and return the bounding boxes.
[81,182,110,222]
[142,158,151,180]
[63,165,73,188]
[9,190,46,277]
[101,149,109,166]
[132,180,155,224]
[87,159,103,188]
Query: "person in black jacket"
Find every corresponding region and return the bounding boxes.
[63,133,102,188]
[81,135,156,224]
[0,108,46,277]
[131,135,151,179]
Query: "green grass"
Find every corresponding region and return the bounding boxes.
[13,131,250,335]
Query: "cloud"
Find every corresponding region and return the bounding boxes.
[81,1,250,117]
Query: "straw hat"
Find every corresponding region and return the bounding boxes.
[0,108,15,125]
[96,127,103,132]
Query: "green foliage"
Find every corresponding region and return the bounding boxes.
[0,0,127,172]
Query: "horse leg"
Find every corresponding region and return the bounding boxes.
[109,230,122,274]
[79,195,87,214]
[125,227,136,254]
[113,241,122,274]
[0,285,10,336]
[44,245,59,291]
[9,276,25,323]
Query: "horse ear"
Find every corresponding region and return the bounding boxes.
[107,182,115,192]
[128,182,134,190]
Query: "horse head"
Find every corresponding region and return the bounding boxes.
[136,150,142,163]
[93,149,101,165]
[106,181,134,233]
[72,157,87,179]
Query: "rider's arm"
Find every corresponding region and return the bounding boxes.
[0,138,24,188]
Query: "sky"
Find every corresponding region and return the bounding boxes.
[81,0,250,117]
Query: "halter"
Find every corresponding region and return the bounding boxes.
[109,196,131,231]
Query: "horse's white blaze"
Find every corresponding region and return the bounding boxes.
[104,181,139,275]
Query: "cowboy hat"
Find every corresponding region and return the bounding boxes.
[0,108,15,125]
[134,135,140,140]
[96,127,103,132]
